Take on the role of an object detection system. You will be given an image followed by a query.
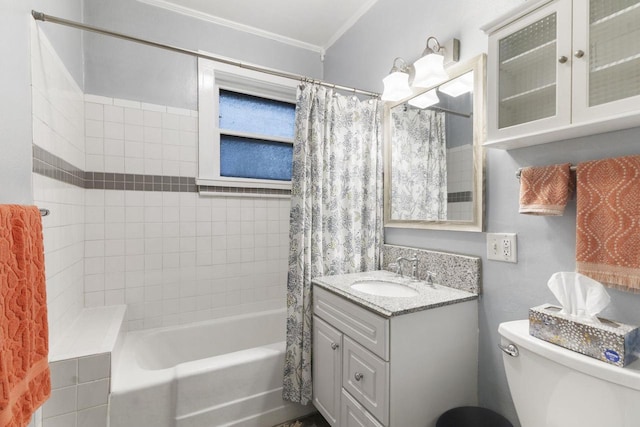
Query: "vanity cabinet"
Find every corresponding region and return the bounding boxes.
[485,0,640,149]
[312,286,478,427]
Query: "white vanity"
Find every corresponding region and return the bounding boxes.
[312,270,479,427]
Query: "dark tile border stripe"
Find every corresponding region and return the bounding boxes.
[447,191,472,203]
[33,145,291,196]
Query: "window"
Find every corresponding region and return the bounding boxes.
[197,58,298,190]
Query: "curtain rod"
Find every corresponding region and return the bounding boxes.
[31,10,380,98]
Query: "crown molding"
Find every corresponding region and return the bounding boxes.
[137,0,324,53]
[323,0,378,50]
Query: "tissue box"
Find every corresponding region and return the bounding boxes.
[529,304,640,367]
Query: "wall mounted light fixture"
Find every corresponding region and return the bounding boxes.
[381,57,413,101]
[381,36,460,104]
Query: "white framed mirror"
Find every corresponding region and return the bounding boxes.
[383,54,486,232]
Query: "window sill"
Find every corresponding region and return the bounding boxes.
[196,177,291,191]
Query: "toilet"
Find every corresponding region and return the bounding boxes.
[498,320,640,427]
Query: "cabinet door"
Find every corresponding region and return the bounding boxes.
[313,316,342,426]
[572,0,640,123]
[488,0,572,141]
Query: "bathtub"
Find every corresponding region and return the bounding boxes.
[109,308,313,427]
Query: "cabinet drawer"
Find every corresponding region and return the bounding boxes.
[341,389,384,427]
[313,286,389,360]
[342,336,389,426]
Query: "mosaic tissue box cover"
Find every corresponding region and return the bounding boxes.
[529,304,640,367]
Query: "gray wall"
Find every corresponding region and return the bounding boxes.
[324,0,640,425]
[83,0,324,110]
[0,0,83,204]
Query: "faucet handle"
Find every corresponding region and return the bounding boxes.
[388,262,402,276]
[425,271,437,285]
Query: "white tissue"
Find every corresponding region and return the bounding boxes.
[547,272,610,322]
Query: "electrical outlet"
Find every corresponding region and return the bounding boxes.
[487,233,517,263]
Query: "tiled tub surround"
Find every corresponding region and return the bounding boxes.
[31,23,87,348]
[31,94,292,332]
[312,270,478,317]
[30,25,292,427]
[41,305,126,427]
[382,244,482,294]
[84,189,290,331]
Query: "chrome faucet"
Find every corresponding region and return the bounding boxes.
[396,253,419,281]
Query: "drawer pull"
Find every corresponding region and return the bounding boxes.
[354,372,364,381]
[331,342,339,350]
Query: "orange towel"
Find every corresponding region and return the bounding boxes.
[0,205,50,427]
[519,163,573,215]
[576,155,640,292]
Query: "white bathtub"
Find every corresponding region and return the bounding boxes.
[109,309,313,427]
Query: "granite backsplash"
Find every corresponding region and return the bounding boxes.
[381,244,481,294]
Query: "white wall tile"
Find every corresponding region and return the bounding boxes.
[80,95,288,329]
[42,386,77,418]
[43,412,77,427]
[50,359,78,390]
[78,353,110,383]
[77,405,107,427]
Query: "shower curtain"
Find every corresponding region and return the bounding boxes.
[283,84,383,405]
[390,109,447,220]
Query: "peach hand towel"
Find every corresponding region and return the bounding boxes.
[0,205,50,427]
[519,163,573,215]
[576,155,640,292]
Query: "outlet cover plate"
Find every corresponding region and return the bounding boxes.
[487,233,517,263]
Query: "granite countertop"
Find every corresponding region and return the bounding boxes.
[312,270,478,318]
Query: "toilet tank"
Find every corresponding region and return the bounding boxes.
[499,320,640,427]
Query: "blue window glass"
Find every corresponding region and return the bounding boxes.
[219,90,296,139]
[220,135,292,181]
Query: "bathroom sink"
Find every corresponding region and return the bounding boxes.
[350,280,419,297]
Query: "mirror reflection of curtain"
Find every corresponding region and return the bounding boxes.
[391,109,447,220]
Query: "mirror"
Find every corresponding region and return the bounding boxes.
[384,54,485,232]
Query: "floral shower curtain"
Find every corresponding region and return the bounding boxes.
[283,84,383,405]
[390,108,447,220]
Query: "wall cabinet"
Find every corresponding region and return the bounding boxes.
[312,286,478,427]
[485,0,640,149]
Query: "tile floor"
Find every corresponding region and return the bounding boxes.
[274,412,331,427]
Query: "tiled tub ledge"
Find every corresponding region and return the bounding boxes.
[41,305,127,427]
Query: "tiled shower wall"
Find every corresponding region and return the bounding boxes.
[83,98,290,331]
[32,22,290,336]
[31,24,86,347]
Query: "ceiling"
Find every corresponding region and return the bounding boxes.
[139,0,379,52]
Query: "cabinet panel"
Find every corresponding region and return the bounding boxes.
[342,337,389,426]
[313,287,389,360]
[487,0,572,141]
[572,0,640,123]
[341,390,384,427]
[313,316,342,426]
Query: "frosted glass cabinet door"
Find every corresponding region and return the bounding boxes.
[572,0,640,123]
[488,0,572,139]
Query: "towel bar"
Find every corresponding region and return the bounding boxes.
[515,165,576,180]
[39,208,50,217]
